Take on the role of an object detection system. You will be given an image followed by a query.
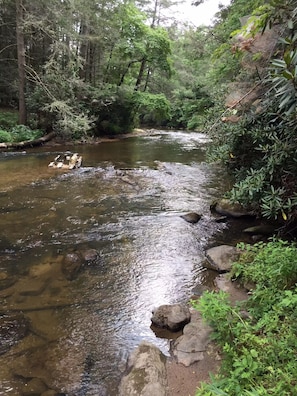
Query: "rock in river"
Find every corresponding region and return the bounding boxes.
[180,212,201,224]
[0,312,30,355]
[62,252,83,280]
[151,304,191,332]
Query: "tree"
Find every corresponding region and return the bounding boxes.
[15,0,26,124]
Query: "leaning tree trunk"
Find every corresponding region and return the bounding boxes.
[16,0,27,125]
[134,59,146,91]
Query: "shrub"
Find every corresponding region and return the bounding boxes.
[0,129,13,143]
[193,240,297,396]
[10,125,43,142]
[0,111,18,129]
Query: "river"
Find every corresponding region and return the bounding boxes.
[0,130,237,395]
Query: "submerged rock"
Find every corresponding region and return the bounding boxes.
[81,248,99,264]
[0,271,16,291]
[0,312,30,355]
[151,304,190,332]
[61,253,83,280]
[22,377,48,396]
[119,341,167,396]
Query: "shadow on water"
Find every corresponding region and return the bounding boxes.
[0,130,246,395]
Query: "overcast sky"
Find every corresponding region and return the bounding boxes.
[172,0,231,26]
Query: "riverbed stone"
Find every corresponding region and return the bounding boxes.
[172,309,212,367]
[22,377,48,396]
[119,341,167,396]
[151,304,191,332]
[61,252,83,280]
[211,198,255,218]
[41,391,59,396]
[81,248,99,264]
[0,272,16,291]
[12,337,86,395]
[180,212,201,224]
[204,245,240,273]
[0,312,30,355]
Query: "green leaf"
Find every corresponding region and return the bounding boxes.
[282,70,294,79]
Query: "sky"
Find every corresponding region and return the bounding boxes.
[172,0,231,27]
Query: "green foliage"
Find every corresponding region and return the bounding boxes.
[194,241,297,396]
[0,129,13,143]
[10,125,43,142]
[135,92,171,126]
[170,84,214,130]
[0,111,18,129]
[232,240,297,290]
[91,86,138,136]
[207,0,297,227]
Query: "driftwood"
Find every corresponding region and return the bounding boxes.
[0,131,56,150]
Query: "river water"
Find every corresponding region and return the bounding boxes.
[0,130,235,395]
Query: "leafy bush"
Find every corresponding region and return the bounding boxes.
[232,240,297,291]
[0,111,18,129]
[0,129,12,143]
[91,87,138,136]
[11,125,43,142]
[135,92,171,126]
[194,240,297,396]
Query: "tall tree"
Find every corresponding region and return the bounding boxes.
[15,0,26,124]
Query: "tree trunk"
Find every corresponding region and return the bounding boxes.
[15,0,27,125]
[134,59,146,91]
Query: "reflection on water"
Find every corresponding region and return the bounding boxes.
[0,131,232,395]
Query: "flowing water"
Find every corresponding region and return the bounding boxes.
[0,130,235,395]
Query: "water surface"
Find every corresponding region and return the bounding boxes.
[0,130,232,395]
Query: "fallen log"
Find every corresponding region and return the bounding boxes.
[0,131,56,151]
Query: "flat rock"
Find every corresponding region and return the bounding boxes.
[172,310,212,367]
[204,245,240,273]
[214,274,248,304]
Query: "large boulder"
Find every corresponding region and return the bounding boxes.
[204,245,240,273]
[119,341,167,396]
[151,304,191,332]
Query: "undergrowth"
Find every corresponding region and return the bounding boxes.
[193,240,297,396]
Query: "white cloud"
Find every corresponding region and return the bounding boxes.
[171,0,231,27]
